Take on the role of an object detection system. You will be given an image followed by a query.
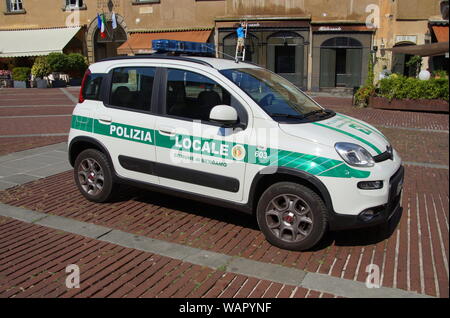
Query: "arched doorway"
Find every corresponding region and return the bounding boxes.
[392,42,416,77]
[320,37,363,88]
[94,21,127,61]
[222,32,259,64]
[86,14,128,64]
[267,31,305,88]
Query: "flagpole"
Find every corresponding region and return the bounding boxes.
[101,10,114,40]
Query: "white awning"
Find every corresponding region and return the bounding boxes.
[0,27,81,58]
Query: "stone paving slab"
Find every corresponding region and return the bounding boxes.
[0,142,68,182]
[0,180,18,191]
[0,174,40,185]
[25,161,72,178]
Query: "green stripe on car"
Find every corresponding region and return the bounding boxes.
[335,113,389,142]
[312,122,382,155]
[71,115,370,179]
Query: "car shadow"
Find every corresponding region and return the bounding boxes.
[111,184,402,251]
[113,184,260,230]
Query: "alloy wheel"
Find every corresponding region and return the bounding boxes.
[77,158,105,196]
[265,194,314,243]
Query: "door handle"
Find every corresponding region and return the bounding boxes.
[98,115,112,124]
[158,129,176,137]
[158,126,176,136]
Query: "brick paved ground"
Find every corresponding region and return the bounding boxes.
[379,128,448,165]
[0,88,75,155]
[0,88,448,298]
[1,164,448,297]
[0,136,67,156]
[314,97,449,131]
[0,216,330,298]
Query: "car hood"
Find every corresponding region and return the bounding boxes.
[279,113,390,156]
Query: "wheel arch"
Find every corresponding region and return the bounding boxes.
[248,167,334,215]
[69,136,114,169]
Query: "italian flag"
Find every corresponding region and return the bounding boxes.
[97,14,107,39]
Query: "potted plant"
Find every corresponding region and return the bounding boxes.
[46,52,68,87]
[31,56,52,89]
[66,53,88,86]
[12,67,31,88]
[433,70,448,80]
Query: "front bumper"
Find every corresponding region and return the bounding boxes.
[329,165,404,231]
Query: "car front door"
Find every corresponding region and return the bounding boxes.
[154,66,252,203]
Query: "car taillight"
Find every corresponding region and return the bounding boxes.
[79,69,91,103]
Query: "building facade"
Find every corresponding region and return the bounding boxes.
[0,0,447,91]
[374,0,448,79]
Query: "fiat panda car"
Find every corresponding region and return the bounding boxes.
[68,54,404,251]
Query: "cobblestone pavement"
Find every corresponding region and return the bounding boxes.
[0,88,448,298]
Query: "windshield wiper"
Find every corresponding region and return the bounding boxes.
[268,113,304,119]
[269,109,331,120]
[302,109,327,119]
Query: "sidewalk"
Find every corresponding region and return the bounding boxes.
[0,142,70,190]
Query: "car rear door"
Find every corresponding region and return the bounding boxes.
[92,64,159,185]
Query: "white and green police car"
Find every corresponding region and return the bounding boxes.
[69,54,404,251]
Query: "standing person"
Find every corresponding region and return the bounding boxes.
[236,22,246,54]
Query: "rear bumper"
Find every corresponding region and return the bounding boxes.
[329,165,404,231]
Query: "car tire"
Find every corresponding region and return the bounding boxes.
[256,182,328,251]
[74,149,116,203]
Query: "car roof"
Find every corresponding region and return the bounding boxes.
[185,56,260,70]
[91,55,261,72]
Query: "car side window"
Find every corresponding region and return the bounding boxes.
[166,69,246,124]
[109,67,155,111]
[82,73,104,101]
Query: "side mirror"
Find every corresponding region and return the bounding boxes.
[209,105,239,127]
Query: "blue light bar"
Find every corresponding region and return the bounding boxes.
[152,39,215,56]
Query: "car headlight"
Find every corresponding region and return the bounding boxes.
[335,142,375,167]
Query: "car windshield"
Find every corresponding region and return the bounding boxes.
[220,68,323,119]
